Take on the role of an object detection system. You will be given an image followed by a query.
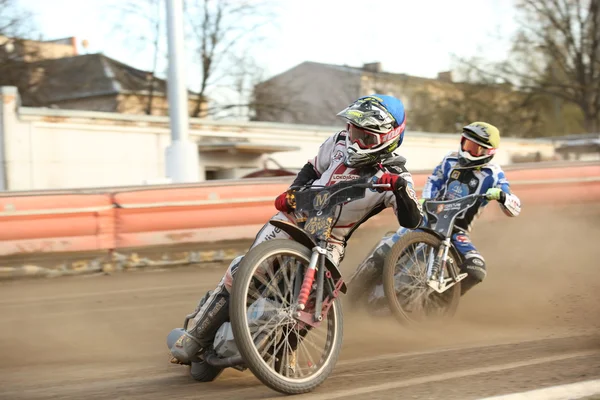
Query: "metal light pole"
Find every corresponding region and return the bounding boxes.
[165,0,202,182]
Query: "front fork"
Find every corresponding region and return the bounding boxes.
[294,241,341,327]
[427,238,451,282]
[426,238,465,294]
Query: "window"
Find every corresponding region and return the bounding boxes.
[205,170,218,180]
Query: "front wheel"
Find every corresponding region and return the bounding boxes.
[230,239,343,395]
[382,231,462,326]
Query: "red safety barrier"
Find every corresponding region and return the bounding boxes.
[0,162,595,258]
[0,194,115,256]
[349,177,600,227]
[503,164,600,181]
[510,179,600,204]
[113,181,289,248]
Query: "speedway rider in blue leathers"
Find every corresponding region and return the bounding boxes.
[350,122,522,308]
[169,94,424,372]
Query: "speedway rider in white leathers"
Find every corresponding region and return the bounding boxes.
[169,94,424,368]
[350,122,522,309]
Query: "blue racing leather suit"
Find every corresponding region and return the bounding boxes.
[350,151,521,308]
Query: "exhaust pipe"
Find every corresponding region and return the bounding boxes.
[203,353,244,368]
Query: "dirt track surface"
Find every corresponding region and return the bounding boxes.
[1,203,600,399]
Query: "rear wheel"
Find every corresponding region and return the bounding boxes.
[230,239,343,395]
[382,231,461,325]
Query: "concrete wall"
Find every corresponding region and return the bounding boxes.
[0,86,557,191]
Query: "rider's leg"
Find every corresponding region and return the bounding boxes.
[169,212,292,364]
[350,210,429,302]
[450,230,487,296]
[349,227,408,303]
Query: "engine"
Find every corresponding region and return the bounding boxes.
[212,297,282,358]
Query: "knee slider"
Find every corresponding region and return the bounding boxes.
[462,253,487,282]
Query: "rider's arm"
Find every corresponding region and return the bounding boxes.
[488,167,521,217]
[382,168,423,229]
[290,163,319,187]
[422,153,451,200]
[395,177,423,229]
[275,132,341,212]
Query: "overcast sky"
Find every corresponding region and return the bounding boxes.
[16,0,519,103]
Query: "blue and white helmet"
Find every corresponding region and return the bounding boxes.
[337,94,406,167]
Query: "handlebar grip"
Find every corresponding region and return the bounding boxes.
[354,183,392,189]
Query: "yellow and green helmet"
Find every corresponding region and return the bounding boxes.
[458,122,500,167]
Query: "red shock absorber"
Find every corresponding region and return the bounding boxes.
[297,266,316,309]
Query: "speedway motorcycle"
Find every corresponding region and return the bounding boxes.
[379,193,487,325]
[167,175,391,394]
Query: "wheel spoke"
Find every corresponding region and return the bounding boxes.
[389,237,458,323]
[234,246,340,387]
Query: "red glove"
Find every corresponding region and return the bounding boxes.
[274,191,295,212]
[376,173,406,192]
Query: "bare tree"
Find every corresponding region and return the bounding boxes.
[215,49,264,119]
[183,0,277,118]
[145,0,162,115]
[108,0,164,115]
[461,0,600,133]
[249,77,306,123]
[106,0,278,119]
[0,0,41,94]
[0,3,84,109]
[418,62,551,137]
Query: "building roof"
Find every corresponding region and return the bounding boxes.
[22,53,198,105]
[260,60,447,87]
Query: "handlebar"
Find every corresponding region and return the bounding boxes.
[289,180,391,193]
[423,193,487,204]
[354,183,391,189]
[317,181,391,200]
[458,193,488,200]
[288,177,393,216]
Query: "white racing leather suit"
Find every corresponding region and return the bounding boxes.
[171,130,423,364]
[351,151,522,311]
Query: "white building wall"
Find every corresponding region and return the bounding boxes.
[0,86,557,191]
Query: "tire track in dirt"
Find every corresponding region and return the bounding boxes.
[0,203,598,399]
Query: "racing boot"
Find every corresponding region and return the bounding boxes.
[170,280,231,365]
[459,276,479,296]
[458,253,486,296]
